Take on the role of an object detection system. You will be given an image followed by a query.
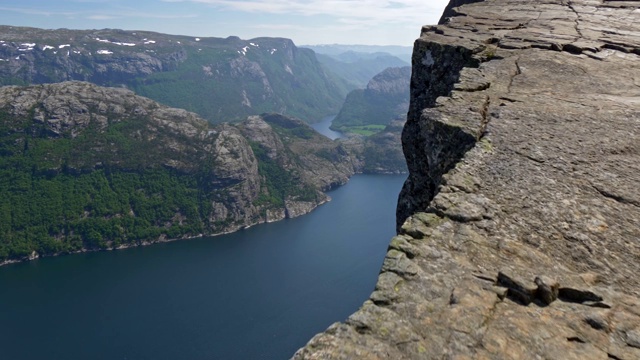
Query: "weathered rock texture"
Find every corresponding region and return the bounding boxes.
[294,0,640,358]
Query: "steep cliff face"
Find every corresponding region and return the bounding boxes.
[295,0,640,359]
[0,82,354,264]
[0,26,350,123]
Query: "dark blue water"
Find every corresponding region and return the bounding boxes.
[310,115,344,140]
[0,174,405,360]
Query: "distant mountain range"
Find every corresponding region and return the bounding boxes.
[302,44,411,89]
[313,52,409,89]
[0,26,351,124]
[302,44,413,63]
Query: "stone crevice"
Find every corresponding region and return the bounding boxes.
[592,184,640,208]
[505,56,522,95]
[567,0,584,38]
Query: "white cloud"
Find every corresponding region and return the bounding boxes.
[87,12,198,20]
[162,0,449,25]
[0,5,197,22]
[0,6,78,17]
[88,15,118,20]
[250,24,300,30]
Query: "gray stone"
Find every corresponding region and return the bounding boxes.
[627,329,640,349]
[535,276,560,305]
[497,271,537,305]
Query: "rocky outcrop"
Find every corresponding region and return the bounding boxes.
[295,0,640,359]
[0,82,355,264]
[238,113,356,191]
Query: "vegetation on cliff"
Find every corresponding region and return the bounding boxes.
[0,82,355,263]
[338,119,408,174]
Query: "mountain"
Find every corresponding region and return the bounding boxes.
[0,81,355,264]
[331,66,411,133]
[0,26,350,123]
[314,52,409,88]
[302,44,413,63]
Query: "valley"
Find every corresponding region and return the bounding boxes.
[0,21,413,360]
[0,26,410,266]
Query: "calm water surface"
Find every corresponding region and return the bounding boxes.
[310,115,344,140]
[0,174,405,360]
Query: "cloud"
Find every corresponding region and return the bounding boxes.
[250,24,301,30]
[0,6,197,21]
[0,6,78,17]
[89,12,199,20]
[0,0,198,21]
[161,0,449,24]
[88,14,118,20]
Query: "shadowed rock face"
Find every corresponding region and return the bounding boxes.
[294,0,640,359]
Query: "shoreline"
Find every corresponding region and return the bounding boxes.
[0,196,331,268]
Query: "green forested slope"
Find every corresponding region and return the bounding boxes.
[0,82,355,263]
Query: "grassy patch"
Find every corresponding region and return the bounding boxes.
[341,124,386,136]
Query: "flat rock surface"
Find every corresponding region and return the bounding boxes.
[294,0,640,359]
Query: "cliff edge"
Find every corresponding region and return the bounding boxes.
[294,0,640,359]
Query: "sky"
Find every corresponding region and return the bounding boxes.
[0,0,451,46]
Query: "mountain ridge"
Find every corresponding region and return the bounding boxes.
[0,25,350,123]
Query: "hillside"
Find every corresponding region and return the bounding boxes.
[0,26,350,123]
[0,82,355,264]
[296,0,640,358]
[331,66,411,134]
[314,52,408,89]
[338,119,408,174]
[302,44,413,63]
